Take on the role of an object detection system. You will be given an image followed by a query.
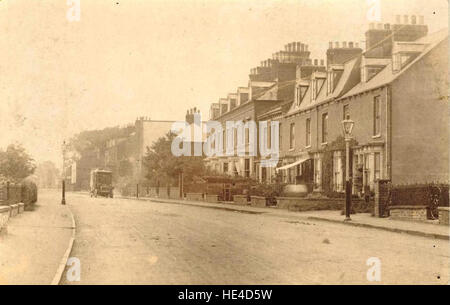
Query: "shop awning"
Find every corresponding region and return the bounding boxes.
[275,156,310,172]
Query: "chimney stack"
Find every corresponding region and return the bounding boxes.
[327,40,362,66]
[411,15,417,25]
[329,41,333,49]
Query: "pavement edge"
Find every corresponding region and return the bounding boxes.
[50,204,76,285]
[306,216,449,241]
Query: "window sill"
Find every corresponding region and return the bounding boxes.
[321,142,328,146]
[305,145,311,149]
[372,134,381,139]
[289,148,295,152]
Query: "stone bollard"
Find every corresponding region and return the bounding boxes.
[18,202,25,213]
[9,203,19,217]
[0,205,11,235]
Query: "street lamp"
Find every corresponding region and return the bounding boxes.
[342,115,354,221]
[61,141,67,205]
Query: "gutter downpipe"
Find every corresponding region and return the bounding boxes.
[386,85,392,180]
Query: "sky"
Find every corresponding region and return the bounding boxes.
[0,0,447,166]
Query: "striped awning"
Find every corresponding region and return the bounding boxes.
[275,156,310,172]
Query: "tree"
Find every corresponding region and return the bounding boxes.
[143,132,206,186]
[0,144,36,181]
[35,161,60,188]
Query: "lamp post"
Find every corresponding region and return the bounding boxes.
[342,115,354,221]
[61,141,67,205]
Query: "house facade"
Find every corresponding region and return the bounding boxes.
[204,42,319,180]
[205,16,448,193]
[278,18,448,193]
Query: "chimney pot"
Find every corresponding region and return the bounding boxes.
[314,59,318,66]
[411,15,417,25]
[384,23,390,30]
[404,15,409,24]
[342,41,347,48]
[355,42,359,48]
[320,59,324,66]
[329,41,333,49]
[335,42,340,48]
[348,41,354,48]
[297,42,301,52]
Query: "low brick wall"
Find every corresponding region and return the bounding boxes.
[233,195,249,205]
[18,202,25,213]
[204,194,219,203]
[389,205,428,221]
[10,204,19,217]
[186,193,203,201]
[438,207,449,225]
[250,196,267,208]
[0,205,10,233]
[276,197,345,211]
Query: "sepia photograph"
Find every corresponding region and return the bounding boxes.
[0,0,448,291]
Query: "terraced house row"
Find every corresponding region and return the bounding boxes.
[204,16,448,195]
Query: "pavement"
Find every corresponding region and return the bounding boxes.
[0,189,74,285]
[62,192,448,285]
[122,195,450,241]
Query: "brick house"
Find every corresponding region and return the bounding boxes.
[205,42,314,180]
[277,18,448,193]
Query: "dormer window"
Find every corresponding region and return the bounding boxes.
[391,42,425,73]
[327,64,344,95]
[361,66,383,82]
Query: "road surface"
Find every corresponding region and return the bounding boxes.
[61,192,449,285]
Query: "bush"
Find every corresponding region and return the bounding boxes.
[249,183,284,206]
[21,178,38,210]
